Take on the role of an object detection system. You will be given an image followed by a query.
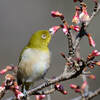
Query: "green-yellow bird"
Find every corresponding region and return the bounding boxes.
[17,30,51,92]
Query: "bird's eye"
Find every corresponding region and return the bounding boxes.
[41,34,47,39]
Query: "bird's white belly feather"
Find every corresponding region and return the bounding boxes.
[18,48,50,83]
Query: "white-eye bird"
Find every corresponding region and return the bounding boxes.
[17,30,51,92]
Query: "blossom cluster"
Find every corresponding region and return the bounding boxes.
[0,73,24,100]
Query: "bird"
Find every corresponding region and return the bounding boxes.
[17,30,51,93]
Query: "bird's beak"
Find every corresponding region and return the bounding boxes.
[49,31,54,36]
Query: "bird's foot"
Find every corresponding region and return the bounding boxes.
[22,86,28,99]
[43,77,52,86]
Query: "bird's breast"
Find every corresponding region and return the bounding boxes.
[18,48,50,83]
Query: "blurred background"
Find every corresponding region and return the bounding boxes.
[0,0,100,100]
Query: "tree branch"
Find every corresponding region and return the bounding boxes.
[86,88,100,100]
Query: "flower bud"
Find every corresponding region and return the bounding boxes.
[51,11,64,19]
[81,81,87,90]
[87,33,95,47]
[49,25,61,35]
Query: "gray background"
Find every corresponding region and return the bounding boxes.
[0,0,100,100]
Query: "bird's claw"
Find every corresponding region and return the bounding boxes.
[43,77,51,86]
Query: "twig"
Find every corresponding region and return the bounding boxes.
[86,88,100,100]
[86,3,100,27]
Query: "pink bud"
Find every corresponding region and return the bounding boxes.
[13,82,20,90]
[88,65,94,69]
[0,65,14,75]
[14,89,24,100]
[79,6,90,23]
[95,52,100,56]
[55,83,60,89]
[62,24,68,35]
[70,25,80,32]
[6,65,13,70]
[55,83,68,95]
[87,34,95,47]
[92,50,98,54]
[36,95,46,100]
[75,89,81,93]
[0,86,5,93]
[74,25,80,32]
[51,11,64,19]
[92,50,100,56]
[81,81,87,90]
[95,61,100,66]
[63,91,68,95]
[0,69,8,75]
[70,84,78,89]
[88,74,96,80]
[72,6,80,24]
[49,25,61,35]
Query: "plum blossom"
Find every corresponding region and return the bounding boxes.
[79,3,90,23]
[72,6,80,24]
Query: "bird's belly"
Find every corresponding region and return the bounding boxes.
[18,49,50,83]
[29,60,49,82]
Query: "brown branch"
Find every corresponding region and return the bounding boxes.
[86,3,100,27]
[86,88,100,100]
[71,88,100,100]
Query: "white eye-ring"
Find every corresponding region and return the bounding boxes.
[41,34,47,39]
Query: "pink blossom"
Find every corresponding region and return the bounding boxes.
[88,65,94,69]
[62,24,68,35]
[55,83,68,95]
[49,25,61,35]
[0,69,8,75]
[0,86,5,93]
[72,6,80,24]
[70,25,80,32]
[87,33,95,47]
[79,4,90,23]
[36,95,46,100]
[13,82,20,90]
[88,74,96,80]
[75,89,81,93]
[63,91,68,95]
[92,50,100,56]
[0,65,13,75]
[70,84,78,89]
[95,61,100,66]
[14,89,24,100]
[51,11,64,19]
[81,81,87,90]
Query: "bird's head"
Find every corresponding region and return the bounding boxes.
[27,30,51,50]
